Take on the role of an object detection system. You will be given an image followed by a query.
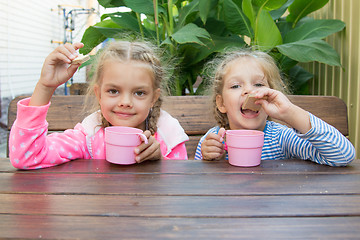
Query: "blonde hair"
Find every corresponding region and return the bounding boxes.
[207,48,289,129]
[84,40,166,134]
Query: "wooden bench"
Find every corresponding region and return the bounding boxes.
[7,95,349,159]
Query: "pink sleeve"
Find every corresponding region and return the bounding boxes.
[163,142,188,160]
[9,98,89,169]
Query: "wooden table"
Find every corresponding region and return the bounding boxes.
[0,158,359,239]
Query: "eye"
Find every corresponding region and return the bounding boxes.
[108,89,118,95]
[230,84,241,89]
[254,83,265,87]
[134,91,146,97]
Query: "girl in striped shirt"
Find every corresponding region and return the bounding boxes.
[195,49,355,166]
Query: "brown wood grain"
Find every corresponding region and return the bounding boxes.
[1,158,360,239]
[1,171,360,195]
[1,215,359,239]
[2,158,359,174]
[1,194,360,217]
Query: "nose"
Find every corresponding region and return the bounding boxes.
[118,93,133,108]
[242,83,253,96]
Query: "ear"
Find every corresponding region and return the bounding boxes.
[216,94,227,113]
[151,88,161,107]
[94,84,101,102]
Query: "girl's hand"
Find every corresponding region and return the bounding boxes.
[253,88,293,121]
[253,88,311,134]
[134,130,162,163]
[39,42,84,89]
[30,43,84,106]
[201,128,226,160]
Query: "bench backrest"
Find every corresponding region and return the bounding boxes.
[8,95,349,158]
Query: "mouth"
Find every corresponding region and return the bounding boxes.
[240,106,260,118]
[114,111,135,118]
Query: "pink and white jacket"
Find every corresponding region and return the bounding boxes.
[9,98,189,169]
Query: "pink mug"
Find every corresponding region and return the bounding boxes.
[105,126,148,165]
[223,130,264,167]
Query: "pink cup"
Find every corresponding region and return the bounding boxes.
[224,130,264,167]
[105,126,148,165]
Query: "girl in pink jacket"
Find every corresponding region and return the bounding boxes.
[9,41,188,169]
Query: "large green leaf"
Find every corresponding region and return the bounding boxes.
[242,0,255,26]
[98,0,126,8]
[80,19,123,54]
[276,38,341,66]
[288,65,313,94]
[123,0,165,15]
[288,65,313,88]
[284,19,345,43]
[110,12,155,38]
[170,23,211,45]
[202,18,229,36]
[124,0,153,14]
[109,13,139,31]
[177,1,199,29]
[255,10,282,50]
[253,0,288,11]
[222,0,253,37]
[187,34,246,65]
[286,0,329,26]
[270,0,295,20]
[199,0,218,24]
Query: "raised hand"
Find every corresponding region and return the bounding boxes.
[30,42,84,106]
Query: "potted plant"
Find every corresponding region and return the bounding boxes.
[80,0,345,95]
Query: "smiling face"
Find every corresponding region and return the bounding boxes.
[94,60,160,131]
[216,57,270,131]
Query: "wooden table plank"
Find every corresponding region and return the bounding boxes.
[1,194,360,217]
[1,215,359,239]
[1,158,359,239]
[1,158,360,174]
[1,172,359,195]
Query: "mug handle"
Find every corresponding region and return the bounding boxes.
[220,130,228,151]
[137,133,148,145]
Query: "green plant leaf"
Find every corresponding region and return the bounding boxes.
[124,0,153,14]
[177,1,199,29]
[286,0,329,27]
[187,34,246,65]
[170,23,211,45]
[110,13,139,31]
[98,0,126,8]
[270,0,295,20]
[242,0,255,26]
[80,19,123,54]
[123,0,165,15]
[110,12,155,38]
[276,38,341,66]
[288,65,313,87]
[255,10,282,50]
[253,0,288,11]
[199,0,218,25]
[284,19,345,43]
[202,18,228,36]
[288,65,313,94]
[222,0,253,37]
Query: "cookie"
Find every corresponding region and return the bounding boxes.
[72,54,90,65]
[242,94,267,112]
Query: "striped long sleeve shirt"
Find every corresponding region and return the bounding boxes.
[194,113,355,166]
